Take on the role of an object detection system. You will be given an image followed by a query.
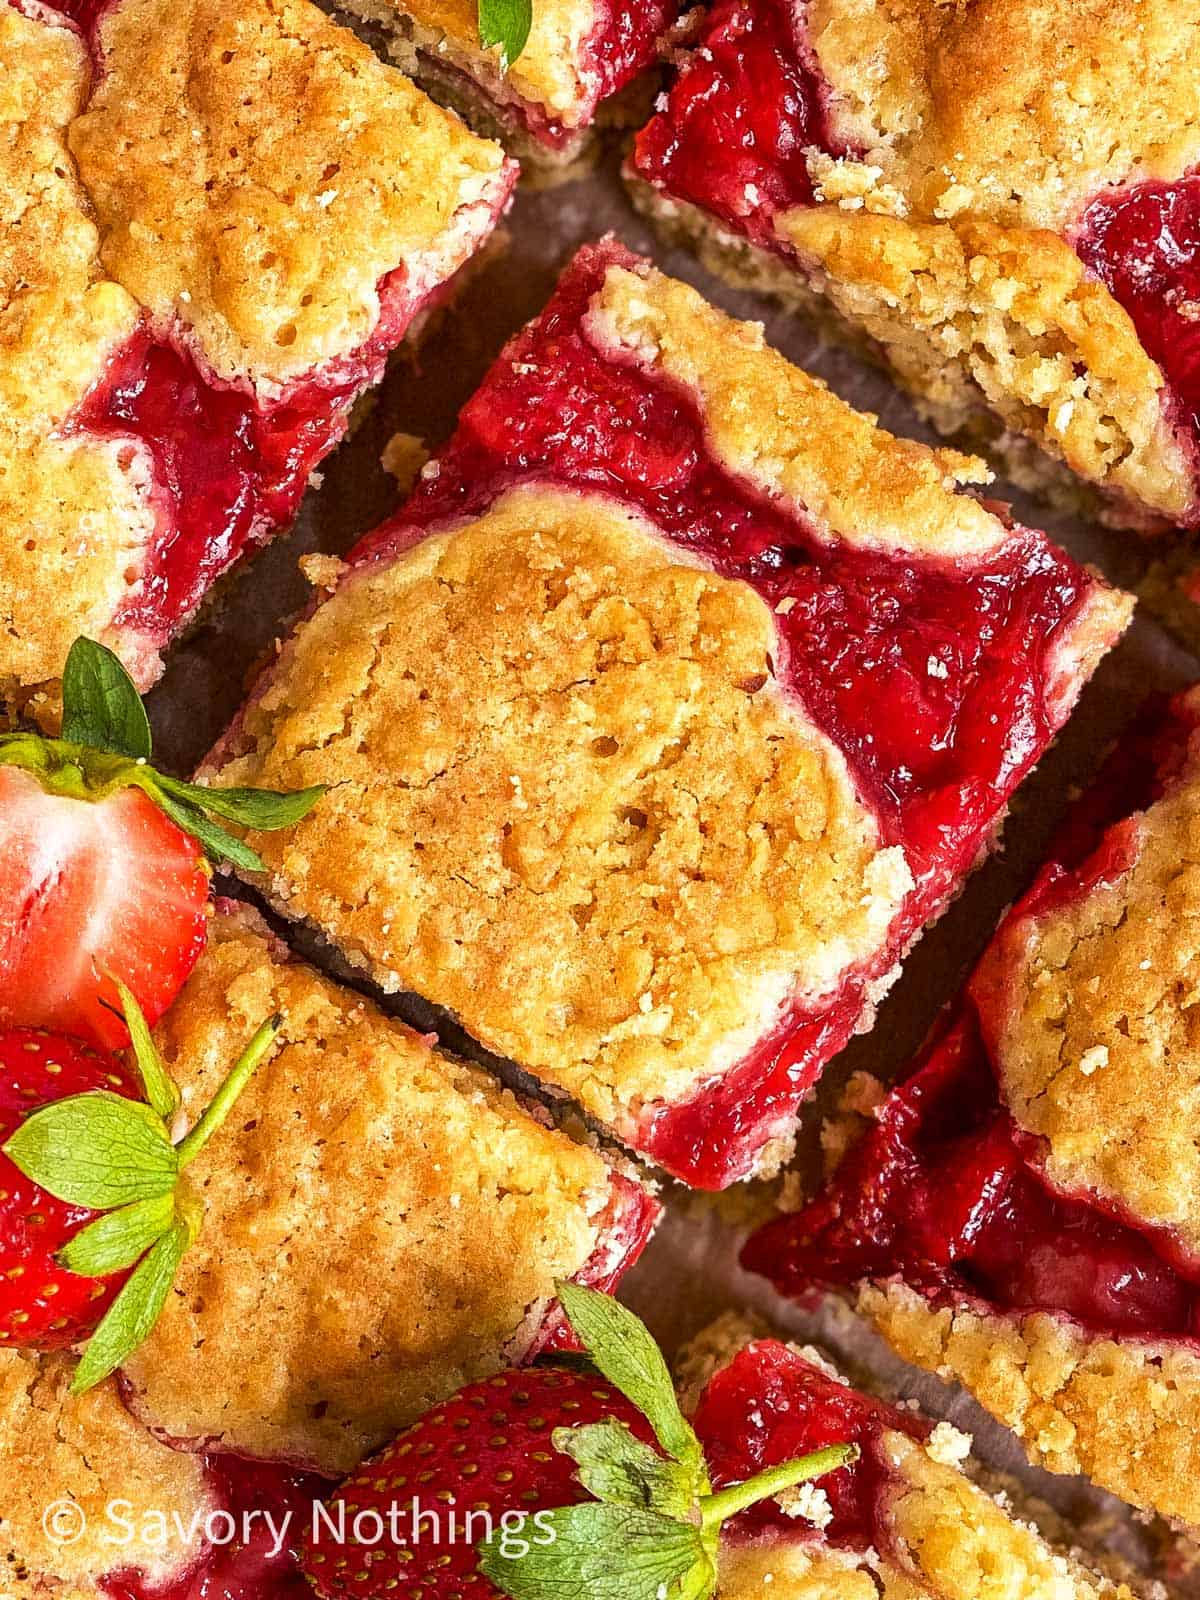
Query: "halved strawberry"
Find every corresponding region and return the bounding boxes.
[0,769,209,1051]
[0,1029,141,1348]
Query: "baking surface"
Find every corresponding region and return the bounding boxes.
[147,144,1200,1589]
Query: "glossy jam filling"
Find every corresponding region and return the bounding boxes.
[745,1007,1200,1342]
[692,1339,926,1555]
[355,239,1107,1186]
[1077,174,1200,467]
[630,0,843,253]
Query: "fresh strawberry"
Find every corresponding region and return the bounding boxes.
[0,636,324,1050]
[0,1029,140,1348]
[0,769,209,1051]
[303,1285,855,1600]
[1,995,283,1392]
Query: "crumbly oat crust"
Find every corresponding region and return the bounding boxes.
[0,0,508,708]
[0,1352,217,1599]
[119,906,614,1475]
[859,1279,1200,1530]
[203,485,911,1135]
[72,0,509,391]
[972,699,1200,1255]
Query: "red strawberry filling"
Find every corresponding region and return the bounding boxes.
[743,699,1200,1345]
[692,1339,926,1555]
[358,237,1113,1187]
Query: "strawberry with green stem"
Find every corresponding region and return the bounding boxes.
[0,637,324,1049]
[303,1283,856,1600]
[0,983,282,1393]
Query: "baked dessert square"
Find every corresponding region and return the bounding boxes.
[628,0,1200,532]
[678,1313,1134,1600]
[0,0,515,720]
[745,685,1200,1529]
[200,238,1131,1191]
[328,0,675,172]
[116,900,656,1477]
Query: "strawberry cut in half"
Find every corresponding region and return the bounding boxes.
[0,637,325,1051]
[302,1284,855,1600]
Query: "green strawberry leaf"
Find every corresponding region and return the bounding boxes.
[69,1218,191,1394]
[153,773,326,832]
[61,639,153,762]
[477,0,531,70]
[555,1283,702,1473]
[150,785,267,873]
[112,978,181,1122]
[478,1503,707,1600]
[57,1193,176,1277]
[552,1422,694,1518]
[3,1092,178,1209]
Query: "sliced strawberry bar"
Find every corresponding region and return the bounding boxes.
[680,1314,1133,1600]
[0,0,514,721]
[202,239,1131,1191]
[116,902,656,1476]
[329,0,675,172]
[745,686,1200,1528]
[628,0,1200,531]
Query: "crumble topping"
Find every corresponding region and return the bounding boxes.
[203,485,911,1132]
[0,1351,217,1597]
[808,0,1200,232]
[777,209,1193,523]
[120,906,613,1475]
[976,727,1200,1256]
[72,0,510,391]
[860,1279,1200,1530]
[583,263,1007,560]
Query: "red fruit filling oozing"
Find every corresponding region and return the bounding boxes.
[744,697,1200,1345]
[356,238,1111,1187]
[692,1338,926,1557]
[634,1,1200,496]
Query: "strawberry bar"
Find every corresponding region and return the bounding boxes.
[202,239,1131,1190]
[680,1315,1133,1599]
[329,0,675,172]
[628,0,1200,530]
[745,686,1200,1529]
[116,903,656,1477]
[0,0,514,721]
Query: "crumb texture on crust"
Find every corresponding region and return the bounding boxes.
[778,209,1193,524]
[584,264,1005,560]
[335,0,599,125]
[860,1280,1200,1529]
[0,4,154,700]
[976,745,1200,1256]
[0,1351,217,1597]
[205,486,911,1132]
[119,907,612,1475]
[808,0,1200,232]
[71,0,510,390]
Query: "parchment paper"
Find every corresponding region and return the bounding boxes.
[145,144,1200,1592]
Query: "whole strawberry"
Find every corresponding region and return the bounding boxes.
[1,990,283,1393]
[303,1285,855,1600]
[0,636,323,1050]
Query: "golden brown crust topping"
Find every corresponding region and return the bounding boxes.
[584,264,1006,559]
[809,0,1200,232]
[974,733,1200,1255]
[0,4,153,701]
[120,907,612,1475]
[0,1351,217,1598]
[205,486,911,1133]
[344,0,601,123]
[860,1280,1200,1530]
[778,209,1194,523]
[71,0,510,390]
